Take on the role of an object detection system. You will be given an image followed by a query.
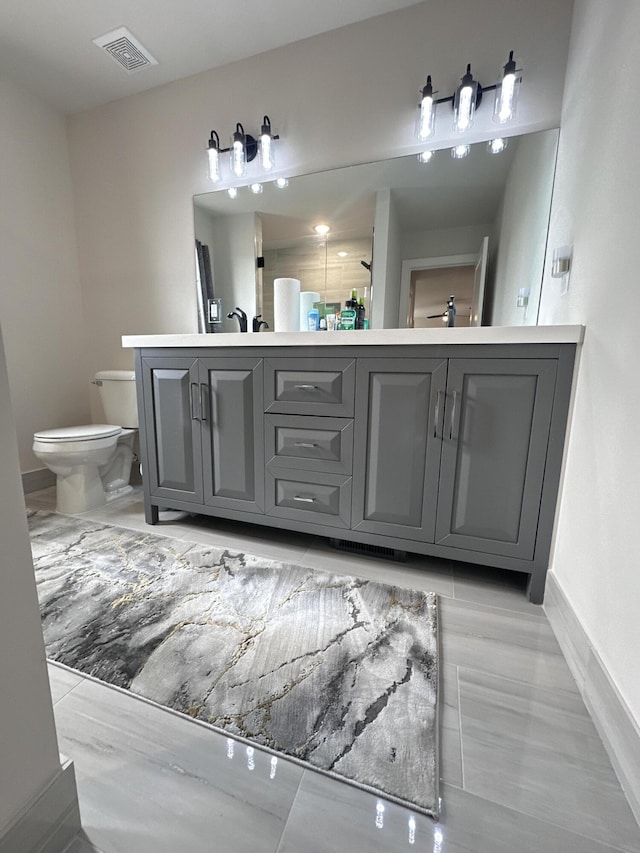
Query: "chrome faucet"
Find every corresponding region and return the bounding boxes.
[227,307,248,332]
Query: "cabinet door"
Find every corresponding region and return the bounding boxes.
[199,357,264,514]
[140,357,203,503]
[435,358,557,559]
[351,358,447,541]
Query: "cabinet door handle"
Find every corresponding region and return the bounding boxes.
[449,390,459,440]
[433,389,443,438]
[294,442,317,448]
[293,495,316,503]
[190,383,199,420]
[199,383,207,421]
[294,384,318,391]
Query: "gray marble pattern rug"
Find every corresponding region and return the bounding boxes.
[28,510,439,817]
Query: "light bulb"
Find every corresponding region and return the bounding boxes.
[494,51,520,124]
[230,123,247,178]
[418,150,434,164]
[250,183,263,194]
[313,224,330,235]
[451,144,470,159]
[417,75,436,140]
[453,65,478,132]
[487,137,508,154]
[207,131,221,182]
[274,177,289,189]
[227,187,238,199]
[259,116,276,171]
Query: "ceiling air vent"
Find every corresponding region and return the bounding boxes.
[92,27,158,74]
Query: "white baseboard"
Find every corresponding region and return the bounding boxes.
[0,758,81,853]
[22,469,55,495]
[545,573,640,825]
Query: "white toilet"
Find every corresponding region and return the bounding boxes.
[33,370,139,514]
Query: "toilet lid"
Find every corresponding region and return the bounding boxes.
[33,424,121,443]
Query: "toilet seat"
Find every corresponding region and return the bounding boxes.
[33,424,121,443]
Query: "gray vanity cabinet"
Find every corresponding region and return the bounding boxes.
[140,357,203,505]
[134,341,576,603]
[139,355,264,521]
[434,358,558,560]
[199,357,264,514]
[351,358,447,541]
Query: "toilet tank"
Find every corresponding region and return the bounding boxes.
[95,370,139,428]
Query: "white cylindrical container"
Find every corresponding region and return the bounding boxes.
[299,291,321,331]
[273,278,301,332]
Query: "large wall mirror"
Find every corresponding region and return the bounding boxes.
[193,127,559,333]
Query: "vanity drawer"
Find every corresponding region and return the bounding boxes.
[264,358,355,416]
[265,415,353,475]
[265,469,351,528]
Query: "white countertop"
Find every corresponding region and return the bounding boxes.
[122,325,584,349]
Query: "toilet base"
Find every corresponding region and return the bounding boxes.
[56,466,108,514]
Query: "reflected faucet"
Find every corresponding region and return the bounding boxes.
[252,315,269,332]
[227,307,248,332]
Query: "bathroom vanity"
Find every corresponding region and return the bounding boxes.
[123,326,583,602]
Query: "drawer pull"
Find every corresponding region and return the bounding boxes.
[294,441,318,448]
[293,495,316,503]
[294,384,318,391]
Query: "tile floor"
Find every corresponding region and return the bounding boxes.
[24,486,640,853]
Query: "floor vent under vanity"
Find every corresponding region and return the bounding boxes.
[328,538,407,562]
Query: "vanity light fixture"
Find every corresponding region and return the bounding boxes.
[259,116,276,171]
[494,51,520,124]
[227,187,238,199]
[417,75,436,141]
[453,64,480,132]
[274,177,289,189]
[417,149,434,164]
[207,130,221,182]
[206,116,280,183]
[415,51,522,143]
[249,183,263,194]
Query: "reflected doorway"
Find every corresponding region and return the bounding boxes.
[399,237,489,328]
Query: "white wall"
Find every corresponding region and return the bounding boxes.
[0,326,62,832]
[490,130,559,326]
[401,223,492,261]
[0,76,90,471]
[540,0,640,724]
[65,0,573,380]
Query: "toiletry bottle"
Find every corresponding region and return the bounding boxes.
[339,300,357,330]
[356,297,366,329]
[307,308,320,331]
[347,289,359,309]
